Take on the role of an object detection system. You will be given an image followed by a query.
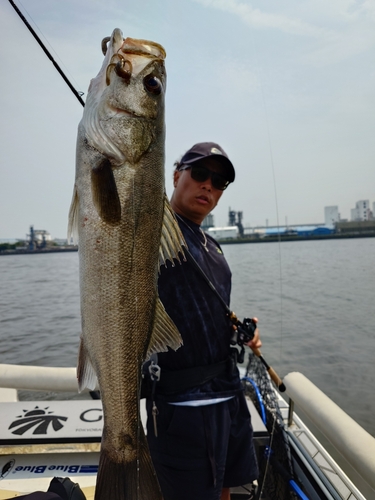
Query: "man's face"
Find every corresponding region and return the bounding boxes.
[170,158,228,224]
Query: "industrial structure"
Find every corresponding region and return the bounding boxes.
[228,208,244,237]
[26,226,52,251]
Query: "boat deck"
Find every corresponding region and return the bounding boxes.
[1,369,374,500]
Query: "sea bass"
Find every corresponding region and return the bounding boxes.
[68,28,185,500]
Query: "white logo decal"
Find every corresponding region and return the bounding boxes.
[1,459,15,480]
[211,147,223,155]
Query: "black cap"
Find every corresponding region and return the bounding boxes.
[180,142,235,182]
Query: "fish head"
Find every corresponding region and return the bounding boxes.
[82,29,167,165]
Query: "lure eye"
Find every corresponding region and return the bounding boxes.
[143,75,162,95]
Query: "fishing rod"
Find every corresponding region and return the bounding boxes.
[183,246,286,392]
[8,0,85,107]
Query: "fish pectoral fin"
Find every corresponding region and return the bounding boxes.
[91,157,121,225]
[159,194,187,268]
[67,185,79,244]
[77,338,98,392]
[146,298,183,358]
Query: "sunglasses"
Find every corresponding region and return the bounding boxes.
[178,163,230,191]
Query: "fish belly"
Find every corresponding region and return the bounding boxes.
[78,165,164,499]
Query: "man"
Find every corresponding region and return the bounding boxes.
[146,142,260,500]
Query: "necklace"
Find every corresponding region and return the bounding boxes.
[199,227,209,252]
[175,213,209,252]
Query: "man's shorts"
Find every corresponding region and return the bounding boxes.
[146,392,258,500]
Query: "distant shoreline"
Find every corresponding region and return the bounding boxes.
[1,232,375,255]
[218,232,375,245]
[0,246,78,256]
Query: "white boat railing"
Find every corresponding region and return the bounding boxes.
[0,363,97,393]
[284,371,375,495]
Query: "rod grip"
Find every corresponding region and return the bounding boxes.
[267,366,286,392]
[251,347,286,392]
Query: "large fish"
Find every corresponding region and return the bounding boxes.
[68,28,185,500]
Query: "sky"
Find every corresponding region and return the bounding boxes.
[0,0,374,240]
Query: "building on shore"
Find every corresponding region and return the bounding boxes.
[252,225,334,238]
[350,200,371,221]
[335,220,375,234]
[200,202,375,243]
[324,206,340,226]
[208,226,239,240]
[201,213,215,230]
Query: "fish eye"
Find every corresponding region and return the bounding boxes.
[143,75,162,95]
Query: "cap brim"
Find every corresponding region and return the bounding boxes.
[183,154,235,182]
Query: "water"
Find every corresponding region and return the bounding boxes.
[225,237,375,438]
[0,252,81,367]
[0,238,374,437]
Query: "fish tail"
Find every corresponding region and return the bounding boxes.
[94,429,163,500]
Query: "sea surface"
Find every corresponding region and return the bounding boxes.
[0,238,374,437]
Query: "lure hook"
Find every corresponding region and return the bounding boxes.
[115,58,132,84]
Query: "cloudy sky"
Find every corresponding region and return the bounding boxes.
[1,0,374,239]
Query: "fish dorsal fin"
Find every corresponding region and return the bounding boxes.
[67,185,79,245]
[77,338,98,392]
[159,194,187,267]
[146,298,183,359]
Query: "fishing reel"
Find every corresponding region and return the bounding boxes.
[230,317,257,364]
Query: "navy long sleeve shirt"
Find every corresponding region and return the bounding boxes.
[157,214,243,402]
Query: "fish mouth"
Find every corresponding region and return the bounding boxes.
[107,104,150,119]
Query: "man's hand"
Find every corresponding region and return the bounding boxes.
[246,317,262,349]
